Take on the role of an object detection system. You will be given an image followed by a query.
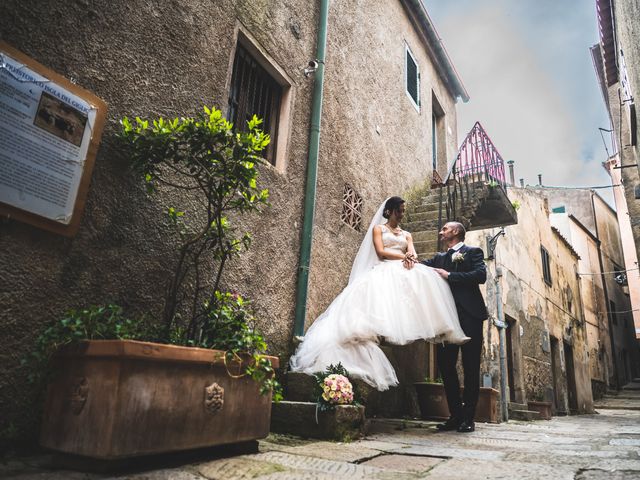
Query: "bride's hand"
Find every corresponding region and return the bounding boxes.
[403,253,417,270]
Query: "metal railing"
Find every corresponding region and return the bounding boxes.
[436,122,507,248]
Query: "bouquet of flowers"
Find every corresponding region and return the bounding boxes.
[314,363,358,412]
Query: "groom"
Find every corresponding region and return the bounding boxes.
[422,221,487,433]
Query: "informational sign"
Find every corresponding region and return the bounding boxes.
[0,42,107,236]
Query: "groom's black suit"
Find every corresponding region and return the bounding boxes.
[423,244,487,425]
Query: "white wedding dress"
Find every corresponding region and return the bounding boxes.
[289,199,469,391]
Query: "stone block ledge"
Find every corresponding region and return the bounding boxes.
[270,401,367,442]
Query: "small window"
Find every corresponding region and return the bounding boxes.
[540,246,552,286]
[405,45,420,111]
[432,93,445,170]
[341,184,364,231]
[228,44,282,165]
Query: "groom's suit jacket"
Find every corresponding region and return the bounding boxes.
[423,245,488,337]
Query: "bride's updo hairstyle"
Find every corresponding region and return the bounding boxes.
[383,196,405,219]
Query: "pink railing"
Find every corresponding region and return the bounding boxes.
[436,122,508,242]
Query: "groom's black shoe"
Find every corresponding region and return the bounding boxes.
[457,420,475,433]
[436,417,461,432]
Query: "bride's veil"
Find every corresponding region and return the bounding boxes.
[348,197,389,285]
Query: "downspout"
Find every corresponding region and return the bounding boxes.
[293,0,330,339]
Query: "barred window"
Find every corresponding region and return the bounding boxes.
[228,44,282,165]
[341,185,364,231]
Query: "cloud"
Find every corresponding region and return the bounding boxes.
[426,0,614,201]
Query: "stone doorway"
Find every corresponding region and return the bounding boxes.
[505,315,524,403]
[563,340,579,413]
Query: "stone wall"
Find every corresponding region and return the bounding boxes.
[0,0,463,445]
[467,188,594,414]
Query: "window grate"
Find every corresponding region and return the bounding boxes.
[228,44,282,165]
[341,185,364,231]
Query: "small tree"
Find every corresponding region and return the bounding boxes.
[119,107,269,344]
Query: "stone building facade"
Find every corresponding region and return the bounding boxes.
[593,0,640,340]
[538,187,640,389]
[549,213,610,398]
[467,188,594,414]
[0,1,467,444]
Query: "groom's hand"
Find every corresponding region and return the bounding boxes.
[402,257,415,270]
[433,268,449,280]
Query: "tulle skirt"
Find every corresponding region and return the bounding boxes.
[289,261,469,391]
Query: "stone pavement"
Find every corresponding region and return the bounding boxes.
[3,397,640,479]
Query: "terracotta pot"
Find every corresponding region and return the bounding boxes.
[39,340,279,459]
[474,387,499,423]
[527,400,552,420]
[414,383,500,423]
[414,382,449,420]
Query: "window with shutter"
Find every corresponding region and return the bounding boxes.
[405,45,420,111]
[540,245,552,286]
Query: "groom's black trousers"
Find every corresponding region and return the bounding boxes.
[437,333,483,422]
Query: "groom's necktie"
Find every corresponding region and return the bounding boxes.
[445,248,454,268]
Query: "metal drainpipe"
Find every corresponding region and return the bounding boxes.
[293,0,330,339]
[495,267,509,422]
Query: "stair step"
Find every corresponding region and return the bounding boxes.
[412,202,441,214]
[508,402,528,410]
[508,409,540,421]
[408,210,441,222]
[270,401,367,441]
[413,240,439,256]
[403,220,440,233]
[411,231,437,243]
[285,371,317,402]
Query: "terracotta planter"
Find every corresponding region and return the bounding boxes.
[474,387,499,423]
[40,340,279,459]
[414,382,449,420]
[527,400,552,420]
[414,383,500,423]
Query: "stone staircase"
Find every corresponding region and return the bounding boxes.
[594,379,640,411]
[508,402,540,421]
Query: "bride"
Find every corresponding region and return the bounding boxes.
[289,196,469,391]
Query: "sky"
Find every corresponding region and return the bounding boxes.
[424,0,615,203]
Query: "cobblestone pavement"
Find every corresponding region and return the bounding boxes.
[3,390,640,479]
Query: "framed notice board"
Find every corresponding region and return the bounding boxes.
[0,42,108,237]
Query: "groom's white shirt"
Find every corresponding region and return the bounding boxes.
[450,242,464,252]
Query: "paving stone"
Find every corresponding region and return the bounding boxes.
[245,451,385,478]
[107,469,205,480]
[576,469,640,480]
[3,472,101,480]
[359,453,444,473]
[194,457,286,480]
[258,440,381,463]
[610,438,640,446]
[424,458,575,480]
[388,444,506,461]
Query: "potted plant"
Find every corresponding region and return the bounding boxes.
[414,379,499,423]
[528,391,552,420]
[414,377,449,420]
[34,107,282,460]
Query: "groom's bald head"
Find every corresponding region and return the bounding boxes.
[441,221,466,243]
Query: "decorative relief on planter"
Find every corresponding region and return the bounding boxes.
[204,382,224,414]
[69,377,89,414]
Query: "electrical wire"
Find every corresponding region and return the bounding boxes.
[577,267,639,276]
